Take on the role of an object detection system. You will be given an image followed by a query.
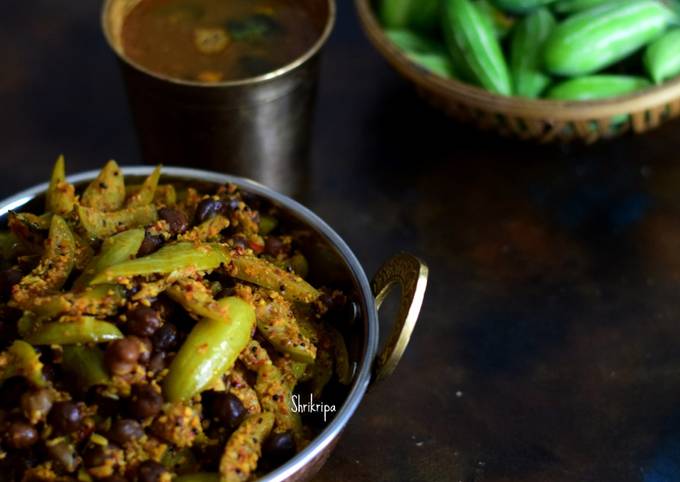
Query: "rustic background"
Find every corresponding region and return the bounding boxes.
[4,1,680,481]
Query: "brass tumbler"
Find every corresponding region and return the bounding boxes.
[102,0,336,197]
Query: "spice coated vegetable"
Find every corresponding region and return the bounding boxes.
[255,294,317,364]
[90,242,229,284]
[163,297,255,402]
[81,160,126,211]
[180,215,230,243]
[11,215,76,312]
[74,228,145,288]
[219,412,275,482]
[17,285,126,326]
[0,340,46,388]
[24,317,124,345]
[128,182,178,206]
[239,341,304,444]
[0,159,354,481]
[46,155,76,216]
[125,164,161,208]
[378,0,680,105]
[230,255,320,303]
[77,204,158,239]
[166,278,228,321]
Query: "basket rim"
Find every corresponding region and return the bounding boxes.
[355,0,680,121]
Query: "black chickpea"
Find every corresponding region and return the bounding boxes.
[151,296,176,320]
[48,401,82,434]
[137,460,169,482]
[194,198,229,224]
[47,440,80,473]
[151,323,178,352]
[263,431,296,462]
[108,419,144,445]
[147,352,167,376]
[136,336,153,365]
[210,392,247,429]
[264,236,287,257]
[83,444,107,468]
[83,442,122,471]
[127,307,163,337]
[102,477,127,482]
[158,207,189,235]
[137,232,164,256]
[128,384,163,419]
[87,389,119,419]
[105,337,142,375]
[4,418,39,449]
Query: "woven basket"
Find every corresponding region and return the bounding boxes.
[355,0,680,143]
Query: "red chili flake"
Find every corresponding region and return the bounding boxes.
[248,240,264,254]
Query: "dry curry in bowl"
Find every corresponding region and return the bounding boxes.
[0,159,362,482]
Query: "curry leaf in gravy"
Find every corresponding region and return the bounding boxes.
[226,14,283,42]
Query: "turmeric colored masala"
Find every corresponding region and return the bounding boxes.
[0,158,352,482]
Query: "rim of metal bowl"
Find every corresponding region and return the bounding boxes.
[0,165,379,482]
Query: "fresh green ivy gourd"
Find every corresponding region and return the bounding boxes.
[543,0,676,76]
[442,0,512,95]
[510,8,556,98]
[644,29,680,83]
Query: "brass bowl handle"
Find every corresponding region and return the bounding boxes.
[370,253,428,385]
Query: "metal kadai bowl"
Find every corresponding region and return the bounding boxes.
[356,0,680,144]
[0,166,428,481]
